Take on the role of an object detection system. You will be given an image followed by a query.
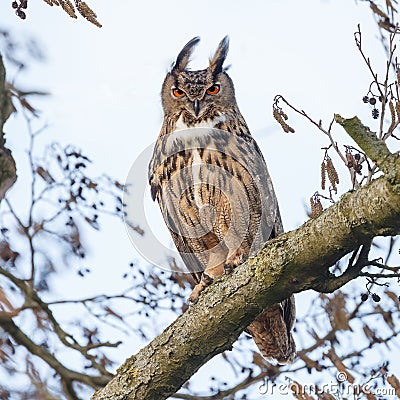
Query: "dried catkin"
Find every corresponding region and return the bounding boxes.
[326,158,339,192]
[59,0,77,18]
[321,161,327,190]
[395,101,400,124]
[310,196,323,218]
[76,1,102,27]
[388,100,397,133]
[273,108,295,133]
[370,2,388,19]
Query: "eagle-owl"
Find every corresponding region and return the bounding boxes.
[148,36,296,364]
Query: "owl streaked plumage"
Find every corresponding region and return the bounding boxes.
[148,36,296,364]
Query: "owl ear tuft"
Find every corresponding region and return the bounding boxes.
[209,36,229,76]
[173,36,201,72]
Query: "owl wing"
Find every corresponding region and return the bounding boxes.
[241,136,283,251]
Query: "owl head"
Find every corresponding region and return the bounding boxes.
[161,36,237,120]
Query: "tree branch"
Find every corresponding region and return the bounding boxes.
[92,115,400,400]
[335,114,399,175]
[0,54,17,201]
[171,370,270,400]
[0,312,110,389]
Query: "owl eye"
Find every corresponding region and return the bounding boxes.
[206,84,220,95]
[172,88,185,98]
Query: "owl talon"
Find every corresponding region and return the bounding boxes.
[201,273,213,285]
[188,273,213,303]
[224,263,234,274]
[188,289,201,304]
[224,253,245,274]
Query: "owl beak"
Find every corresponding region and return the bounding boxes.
[193,99,200,117]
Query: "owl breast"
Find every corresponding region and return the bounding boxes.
[174,113,227,210]
[150,120,275,279]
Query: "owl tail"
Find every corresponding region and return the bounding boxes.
[246,296,296,364]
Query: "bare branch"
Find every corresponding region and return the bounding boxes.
[0,312,110,389]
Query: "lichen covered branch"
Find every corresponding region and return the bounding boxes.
[0,54,17,201]
[92,120,400,399]
[334,114,399,175]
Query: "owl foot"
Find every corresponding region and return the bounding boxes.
[188,273,213,303]
[224,253,245,274]
[223,263,234,274]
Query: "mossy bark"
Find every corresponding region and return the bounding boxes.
[0,54,16,201]
[92,118,400,399]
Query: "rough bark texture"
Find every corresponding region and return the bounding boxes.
[92,117,400,400]
[0,54,16,201]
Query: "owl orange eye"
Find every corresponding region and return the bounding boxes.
[172,88,185,98]
[206,84,220,95]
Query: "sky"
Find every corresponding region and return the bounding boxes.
[0,0,399,398]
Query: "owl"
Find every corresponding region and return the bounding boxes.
[148,36,296,364]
